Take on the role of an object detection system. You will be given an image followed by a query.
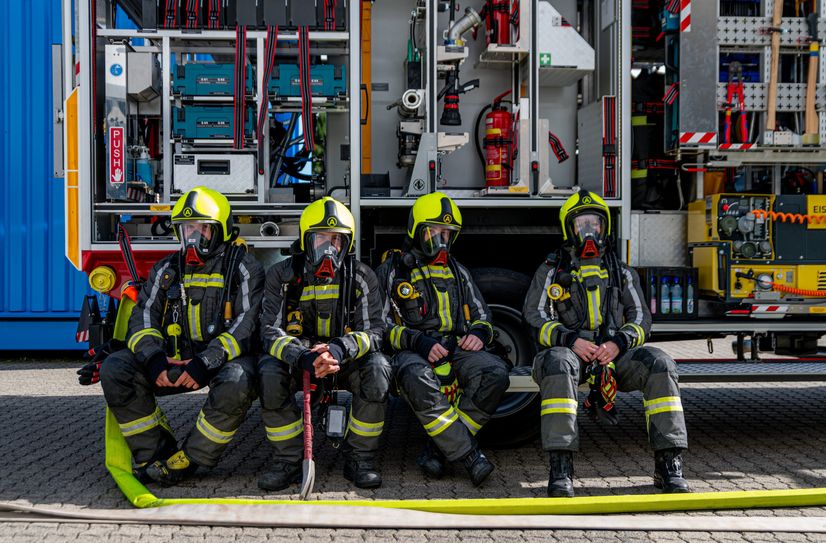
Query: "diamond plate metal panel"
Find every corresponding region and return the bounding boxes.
[716,83,826,111]
[173,153,257,195]
[629,212,689,267]
[718,17,810,47]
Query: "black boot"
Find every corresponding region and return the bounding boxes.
[343,453,382,489]
[654,448,691,493]
[461,447,494,487]
[134,432,177,483]
[145,450,199,487]
[416,439,446,478]
[548,451,575,498]
[258,460,302,492]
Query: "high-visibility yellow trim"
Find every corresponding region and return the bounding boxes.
[119,407,164,437]
[300,284,340,301]
[423,407,458,437]
[349,331,370,358]
[540,398,578,416]
[643,396,681,407]
[456,408,482,435]
[540,322,561,347]
[347,416,384,437]
[128,328,164,353]
[435,288,453,334]
[265,419,303,442]
[196,411,236,445]
[643,396,683,430]
[389,326,405,350]
[188,303,203,341]
[576,265,608,280]
[411,266,454,283]
[183,273,225,289]
[270,336,296,359]
[218,333,240,360]
[317,316,332,338]
[105,408,826,513]
[585,288,602,330]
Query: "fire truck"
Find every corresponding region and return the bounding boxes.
[57,0,826,443]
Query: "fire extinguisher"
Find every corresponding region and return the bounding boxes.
[475,90,514,187]
[479,0,515,46]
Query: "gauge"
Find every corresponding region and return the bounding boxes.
[739,242,757,259]
[758,241,772,254]
[756,273,773,290]
[720,216,738,237]
[737,214,756,234]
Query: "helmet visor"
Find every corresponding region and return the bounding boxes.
[306,231,350,268]
[417,223,460,258]
[176,221,220,256]
[570,213,607,247]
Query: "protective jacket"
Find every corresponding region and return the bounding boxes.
[522,251,650,356]
[260,256,385,364]
[375,252,494,350]
[127,246,265,378]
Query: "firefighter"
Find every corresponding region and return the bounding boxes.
[99,186,265,486]
[257,197,392,491]
[523,190,689,497]
[375,192,510,487]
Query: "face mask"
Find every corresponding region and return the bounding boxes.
[570,213,607,259]
[306,231,349,279]
[416,224,459,259]
[177,222,220,266]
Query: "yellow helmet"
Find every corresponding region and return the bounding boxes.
[559,190,611,258]
[407,192,462,259]
[171,187,235,263]
[299,198,355,277]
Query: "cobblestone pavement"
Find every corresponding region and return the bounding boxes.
[2,337,826,542]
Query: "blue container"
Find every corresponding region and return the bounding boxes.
[173,62,255,96]
[269,63,347,98]
[173,105,256,139]
[0,0,92,349]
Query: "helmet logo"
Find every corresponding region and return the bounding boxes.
[326,217,338,227]
[183,208,193,218]
[582,196,592,204]
[443,214,452,224]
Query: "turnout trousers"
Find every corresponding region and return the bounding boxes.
[533,345,688,452]
[394,349,510,461]
[100,349,258,467]
[257,352,393,462]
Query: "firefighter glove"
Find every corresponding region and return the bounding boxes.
[184,355,211,388]
[413,333,440,362]
[326,338,347,365]
[77,339,124,385]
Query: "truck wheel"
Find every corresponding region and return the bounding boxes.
[470,268,539,448]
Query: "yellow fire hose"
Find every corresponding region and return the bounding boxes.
[102,409,826,517]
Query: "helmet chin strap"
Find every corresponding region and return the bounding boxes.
[579,239,601,260]
[185,247,205,267]
[314,257,336,280]
[430,250,449,266]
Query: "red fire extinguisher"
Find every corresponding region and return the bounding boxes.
[480,0,514,46]
[483,90,514,187]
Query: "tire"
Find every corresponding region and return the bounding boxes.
[470,267,540,448]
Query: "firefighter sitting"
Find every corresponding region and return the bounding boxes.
[375,192,510,487]
[257,198,392,491]
[99,187,265,486]
[523,190,690,497]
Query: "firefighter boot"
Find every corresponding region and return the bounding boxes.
[548,451,575,498]
[416,439,446,478]
[258,461,302,492]
[343,451,382,489]
[461,446,494,487]
[654,448,690,493]
[145,450,199,487]
[134,431,177,484]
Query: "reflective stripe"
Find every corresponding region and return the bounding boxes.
[196,410,236,445]
[578,265,609,280]
[270,335,295,359]
[317,315,332,338]
[389,326,405,350]
[643,396,683,429]
[456,408,482,435]
[539,322,561,347]
[188,302,202,342]
[411,266,453,283]
[623,322,646,347]
[128,328,164,353]
[300,284,340,301]
[347,416,384,437]
[353,272,372,329]
[218,332,240,360]
[350,331,370,359]
[119,406,164,437]
[458,266,488,321]
[586,287,602,330]
[434,288,453,333]
[183,273,225,289]
[470,320,493,342]
[265,418,303,442]
[537,266,556,321]
[622,267,646,329]
[228,262,252,334]
[143,262,171,329]
[423,407,459,437]
[540,398,578,416]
